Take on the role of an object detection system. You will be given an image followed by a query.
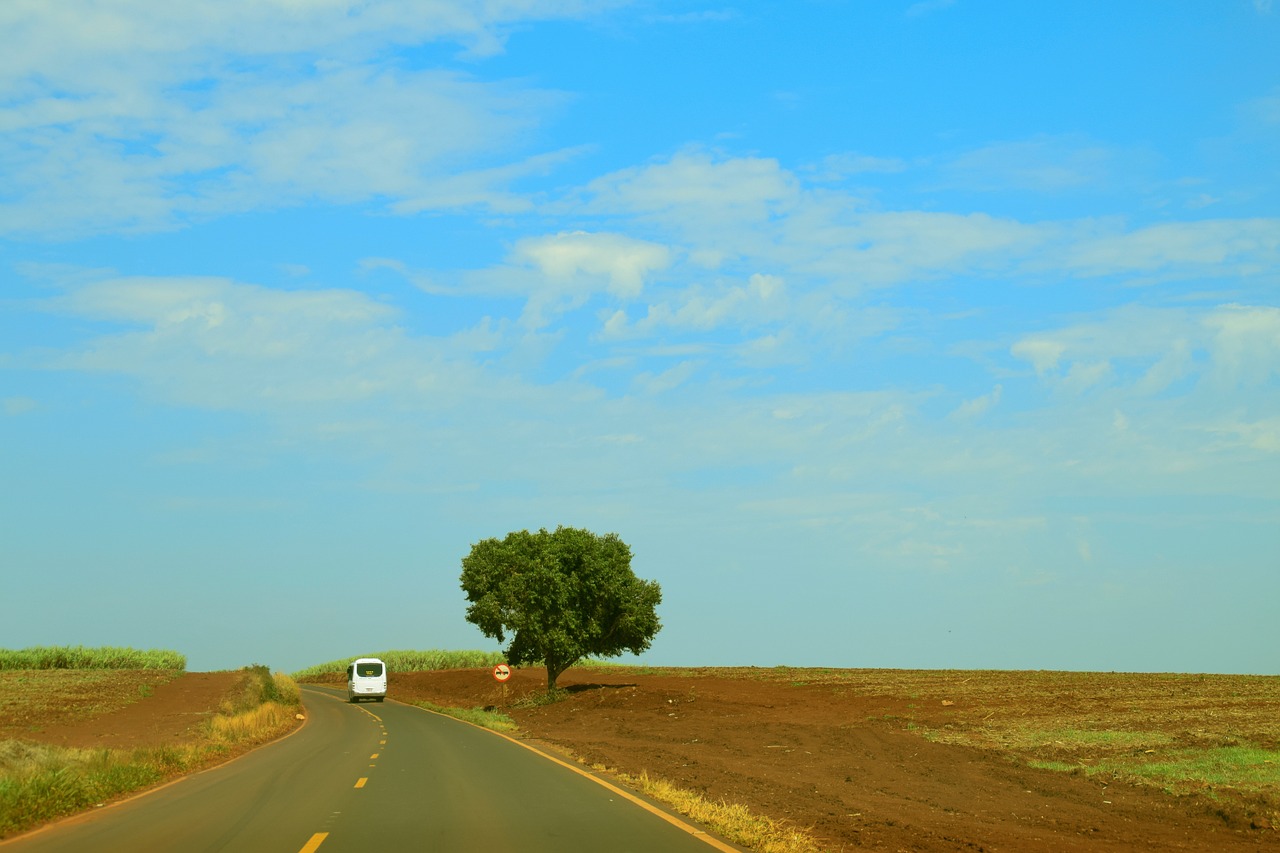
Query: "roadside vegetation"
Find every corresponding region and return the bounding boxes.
[412,702,519,733]
[0,646,186,671]
[606,768,822,853]
[0,661,301,839]
[292,649,505,681]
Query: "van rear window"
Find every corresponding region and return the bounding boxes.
[356,663,383,677]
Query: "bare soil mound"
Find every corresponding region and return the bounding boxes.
[389,667,1279,852]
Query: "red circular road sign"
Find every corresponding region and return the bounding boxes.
[492,663,512,682]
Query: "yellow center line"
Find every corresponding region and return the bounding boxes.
[298,831,328,853]
[354,777,368,788]
[370,753,379,759]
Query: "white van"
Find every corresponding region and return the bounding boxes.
[346,657,387,703]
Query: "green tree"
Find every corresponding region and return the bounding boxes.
[459,526,662,691]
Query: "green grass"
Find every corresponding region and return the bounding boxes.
[0,646,186,671]
[292,649,506,681]
[1032,745,1280,795]
[412,701,518,733]
[1132,745,1280,790]
[0,742,168,834]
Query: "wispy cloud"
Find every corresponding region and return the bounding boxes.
[951,384,1002,419]
[1058,219,1280,278]
[0,2,612,236]
[940,136,1121,193]
[3,397,38,416]
[1008,303,1280,401]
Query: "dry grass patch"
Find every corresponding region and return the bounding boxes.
[597,766,823,853]
[0,667,302,839]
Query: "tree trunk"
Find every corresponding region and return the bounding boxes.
[546,657,575,692]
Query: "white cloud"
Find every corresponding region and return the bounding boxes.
[583,151,1048,290]
[951,384,1002,419]
[1062,219,1280,278]
[942,136,1118,192]
[46,276,452,410]
[3,397,38,416]
[1204,304,1280,385]
[645,10,737,24]
[1247,89,1280,124]
[611,272,789,338]
[584,154,1280,299]
[1135,339,1193,394]
[583,149,800,225]
[513,231,671,299]
[1062,360,1112,394]
[808,152,909,181]
[0,1,617,85]
[0,1,610,235]
[0,66,564,235]
[634,360,700,395]
[803,210,1041,288]
[1010,306,1209,388]
[1209,417,1280,453]
[1011,338,1066,375]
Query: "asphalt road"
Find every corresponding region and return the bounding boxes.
[5,686,738,852]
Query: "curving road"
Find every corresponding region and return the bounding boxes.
[5,686,739,852]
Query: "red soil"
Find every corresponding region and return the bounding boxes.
[388,667,1279,853]
[1,672,242,750]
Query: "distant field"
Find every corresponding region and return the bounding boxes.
[0,646,186,671]
[0,669,184,736]
[292,649,505,681]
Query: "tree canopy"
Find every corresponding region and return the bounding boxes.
[459,526,662,691]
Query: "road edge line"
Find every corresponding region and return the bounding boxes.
[408,702,742,852]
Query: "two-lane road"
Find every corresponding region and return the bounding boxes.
[4,687,739,852]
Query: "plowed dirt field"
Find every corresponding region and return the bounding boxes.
[379,666,1280,852]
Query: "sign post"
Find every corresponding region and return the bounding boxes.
[492,663,512,703]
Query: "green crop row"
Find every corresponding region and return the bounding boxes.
[0,647,186,671]
[292,649,505,680]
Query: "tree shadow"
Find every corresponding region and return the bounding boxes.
[564,682,637,694]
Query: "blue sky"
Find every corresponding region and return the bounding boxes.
[2,1,1278,675]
